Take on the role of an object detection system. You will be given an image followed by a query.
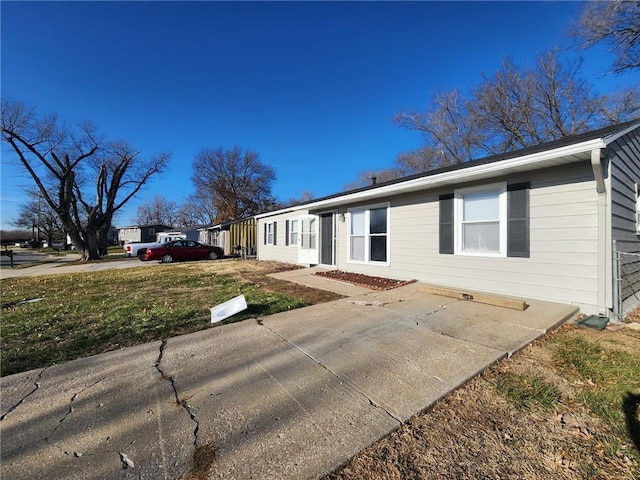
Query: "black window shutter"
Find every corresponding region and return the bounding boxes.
[273,222,277,245]
[507,183,530,258]
[263,223,267,245]
[439,193,454,254]
[285,220,289,246]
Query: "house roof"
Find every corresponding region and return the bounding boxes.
[257,119,640,218]
[117,224,173,230]
[199,217,258,231]
[162,225,208,234]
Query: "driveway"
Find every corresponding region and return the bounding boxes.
[0,273,578,479]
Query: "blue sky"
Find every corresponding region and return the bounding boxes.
[0,1,635,230]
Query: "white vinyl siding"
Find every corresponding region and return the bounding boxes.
[334,163,601,313]
[259,161,612,314]
[257,212,309,264]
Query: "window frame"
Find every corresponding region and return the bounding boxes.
[454,182,507,257]
[289,219,299,246]
[265,222,275,245]
[347,203,390,265]
[211,230,220,246]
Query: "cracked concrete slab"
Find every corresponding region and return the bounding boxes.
[0,281,578,480]
[1,341,193,480]
[1,367,47,421]
[262,299,507,423]
[159,321,399,479]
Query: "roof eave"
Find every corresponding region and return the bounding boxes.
[257,137,606,218]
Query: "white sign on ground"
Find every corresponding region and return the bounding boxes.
[210,295,248,323]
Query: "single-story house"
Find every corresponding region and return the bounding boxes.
[158,225,204,242]
[256,120,640,318]
[198,217,258,256]
[117,224,172,244]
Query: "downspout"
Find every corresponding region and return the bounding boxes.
[591,148,608,316]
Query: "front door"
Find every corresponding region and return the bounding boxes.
[297,215,318,264]
[320,213,334,265]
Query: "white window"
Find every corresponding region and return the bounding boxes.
[455,183,507,256]
[266,222,275,245]
[348,204,389,264]
[300,217,315,249]
[289,219,299,245]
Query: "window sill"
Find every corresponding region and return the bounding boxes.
[347,259,390,267]
[454,251,506,258]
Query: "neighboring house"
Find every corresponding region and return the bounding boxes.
[118,224,172,244]
[256,120,640,318]
[64,226,119,248]
[199,217,258,256]
[158,225,204,242]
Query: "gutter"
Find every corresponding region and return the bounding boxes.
[591,148,608,316]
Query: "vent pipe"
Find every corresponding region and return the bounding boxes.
[371,176,377,185]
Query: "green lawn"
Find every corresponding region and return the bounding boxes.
[1,263,307,376]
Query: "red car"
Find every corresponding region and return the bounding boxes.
[144,240,224,263]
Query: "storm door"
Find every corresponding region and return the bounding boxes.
[319,212,335,265]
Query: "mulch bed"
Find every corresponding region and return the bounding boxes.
[313,270,417,291]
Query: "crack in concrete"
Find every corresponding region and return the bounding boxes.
[415,306,449,320]
[258,321,403,426]
[346,299,392,307]
[155,339,200,447]
[45,377,105,455]
[0,366,48,421]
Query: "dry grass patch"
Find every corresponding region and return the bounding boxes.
[1,260,341,376]
[326,325,640,480]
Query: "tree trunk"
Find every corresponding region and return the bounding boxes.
[97,220,112,256]
[83,229,101,261]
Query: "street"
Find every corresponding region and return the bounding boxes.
[0,248,56,268]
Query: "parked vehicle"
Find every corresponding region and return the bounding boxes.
[144,240,224,263]
[123,234,186,260]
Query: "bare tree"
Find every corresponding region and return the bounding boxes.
[601,88,640,123]
[572,0,640,73]
[174,204,201,227]
[134,195,178,226]
[391,50,639,178]
[341,168,402,191]
[0,229,32,244]
[1,100,170,260]
[279,190,316,208]
[177,191,218,226]
[191,146,276,222]
[11,189,65,246]
[470,53,605,153]
[395,89,482,167]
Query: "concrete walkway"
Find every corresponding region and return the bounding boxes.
[1,271,579,480]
